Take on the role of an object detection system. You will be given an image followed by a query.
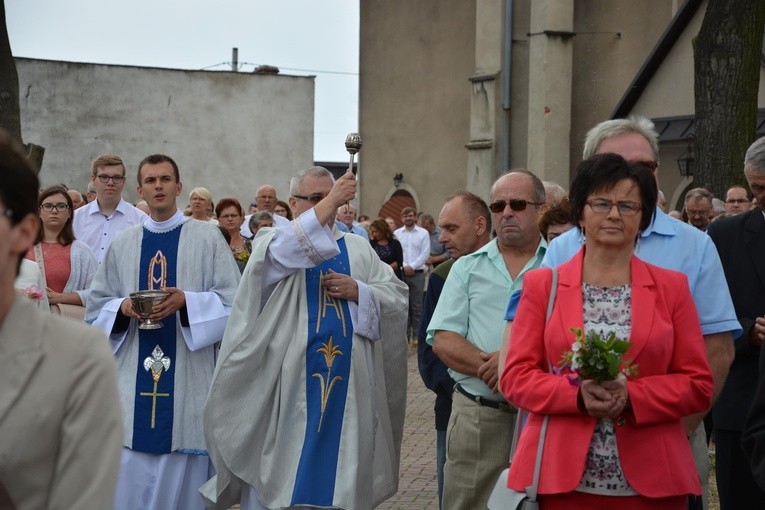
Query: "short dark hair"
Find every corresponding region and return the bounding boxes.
[275,199,293,220]
[401,206,416,216]
[36,185,76,246]
[0,133,39,226]
[215,198,244,219]
[569,153,657,232]
[538,199,575,240]
[370,218,394,241]
[445,191,491,228]
[137,154,180,184]
[0,131,40,274]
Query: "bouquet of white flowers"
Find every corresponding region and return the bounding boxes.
[558,327,639,385]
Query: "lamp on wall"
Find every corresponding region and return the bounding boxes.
[677,137,695,177]
[393,173,403,188]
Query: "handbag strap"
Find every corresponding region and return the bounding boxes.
[523,266,558,501]
[508,266,558,457]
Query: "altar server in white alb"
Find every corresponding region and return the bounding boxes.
[202,166,409,510]
[86,154,241,510]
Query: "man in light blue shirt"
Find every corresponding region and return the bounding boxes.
[543,115,739,509]
[427,169,547,509]
[335,203,369,239]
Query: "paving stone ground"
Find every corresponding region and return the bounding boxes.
[378,346,440,510]
[231,347,440,510]
[233,346,719,509]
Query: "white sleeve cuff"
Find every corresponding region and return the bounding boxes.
[180,291,231,351]
[349,280,380,341]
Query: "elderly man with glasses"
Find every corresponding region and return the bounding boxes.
[683,187,715,231]
[240,184,290,238]
[73,153,147,263]
[203,166,408,510]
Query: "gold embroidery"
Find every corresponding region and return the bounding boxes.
[312,337,343,432]
[139,345,171,429]
[316,270,347,337]
[147,250,167,289]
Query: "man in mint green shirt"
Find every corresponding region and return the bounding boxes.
[427,170,547,509]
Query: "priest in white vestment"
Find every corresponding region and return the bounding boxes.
[86,155,241,510]
[202,167,409,510]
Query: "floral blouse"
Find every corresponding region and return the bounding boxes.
[577,283,638,496]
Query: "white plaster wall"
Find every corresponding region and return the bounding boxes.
[16,58,314,208]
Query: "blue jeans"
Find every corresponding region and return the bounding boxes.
[437,429,446,508]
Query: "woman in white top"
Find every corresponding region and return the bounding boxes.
[189,187,216,223]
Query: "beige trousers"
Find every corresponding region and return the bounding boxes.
[442,391,517,510]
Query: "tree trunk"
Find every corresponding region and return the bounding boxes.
[693,0,765,198]
[0,1,23,143]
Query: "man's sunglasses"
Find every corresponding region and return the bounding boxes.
[292,194,326,205]
[488,199,544,213]
[636,160,658,171]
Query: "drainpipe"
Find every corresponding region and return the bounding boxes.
[501,0,513,177]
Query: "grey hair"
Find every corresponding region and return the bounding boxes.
[337,203,356,214]
[491,168,546,204]
[542,181,566,202]
[419,213,435,224]
[249,211,273,230]
[684,187,714,206]
[583,115,660,161]
[256,184,276,196]
[712,198,725,214]
[289,166,335,195]
[745,136,765,175]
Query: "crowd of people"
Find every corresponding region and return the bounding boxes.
[2,113,765,510]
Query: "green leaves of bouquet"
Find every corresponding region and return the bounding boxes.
[559,327,639,384]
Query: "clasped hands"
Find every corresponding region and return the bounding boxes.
[477,351,500,393]
[579,374,629,419]
[120,287,186,321]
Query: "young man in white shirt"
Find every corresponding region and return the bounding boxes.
[73,154,147,263]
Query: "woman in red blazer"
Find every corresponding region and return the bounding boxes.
[500,154,713,510]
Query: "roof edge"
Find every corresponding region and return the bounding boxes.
[610,0,704,119]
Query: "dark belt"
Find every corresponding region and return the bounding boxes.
[414,269,424,273]
[454,383,516,413]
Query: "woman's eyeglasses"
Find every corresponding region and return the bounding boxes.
[40,202,70,212]
[488,199,544,213]
[586,199,642,215]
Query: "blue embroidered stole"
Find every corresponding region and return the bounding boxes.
[132,224,182,454]
[291,237,355,506]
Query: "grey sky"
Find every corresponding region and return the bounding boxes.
[5,0,359,162]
